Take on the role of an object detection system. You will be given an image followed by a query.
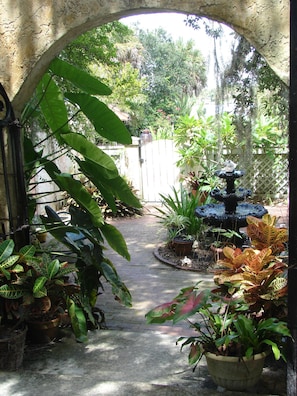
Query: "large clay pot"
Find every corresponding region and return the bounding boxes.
[27,316,61,344]
[172,238,193,256]
[0,325,27,370]
[205,351,267,391]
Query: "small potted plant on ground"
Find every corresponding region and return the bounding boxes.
[155,186,204,256]
[0,240,89,345]
[182,164,218,204]
[31,214,48,243]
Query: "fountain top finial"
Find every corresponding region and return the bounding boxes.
[222,160,237,173]
[215,160,244,179]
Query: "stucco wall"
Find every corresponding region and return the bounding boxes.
[0,0,289,116]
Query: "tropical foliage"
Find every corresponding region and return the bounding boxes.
[60,21,147,136]
[0,239,88,341]
[22,57,141,219]
[246,214,288,254]
[146,211,290,368]
[213,214,288,319]
[21,56,142,334]
[154,186,205,240]
[145,283,290,367]
[213,246,288,319]
[41,205,132,315]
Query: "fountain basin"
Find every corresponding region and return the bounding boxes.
[195,202,268,229]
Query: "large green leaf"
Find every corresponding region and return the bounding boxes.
[55,174,104,227]
[0,255,19,271]
[36,73,71,140]
[67,298,88,342]
[100,261,132,307]
[92,182,117,212]
[101,223,130,261]
[40,157,62,183]
[65,93,132,144]
[61,133,119,177]
[19,245,36,260]
[49,58,112,96]
[101,175,142,208]
[78,159,141,208]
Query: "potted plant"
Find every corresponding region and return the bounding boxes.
[0,239,88,344]
[182,163,219,203]
[22,253,84,343]
[171,233,195,257]
[0,240,28,370]
[146,282,290,391]
[155,186,204,254]
[31,214,48,243]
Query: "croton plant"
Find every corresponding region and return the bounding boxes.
[246,213,288,255]
[213,214,288,320]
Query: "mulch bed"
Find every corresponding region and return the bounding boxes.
[154,244,216,272]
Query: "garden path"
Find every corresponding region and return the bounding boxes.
[0,203,288,396]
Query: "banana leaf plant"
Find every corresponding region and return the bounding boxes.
[21,57,141,322]
[22,57,141,221]
[0,239,88,341]
[41,205,132,310]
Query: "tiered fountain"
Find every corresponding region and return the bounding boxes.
[195,161,267,233]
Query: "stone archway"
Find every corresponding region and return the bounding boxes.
[0,0,289,116]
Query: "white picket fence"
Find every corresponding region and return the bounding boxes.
[100,138,180,202]
[100,140,288,203]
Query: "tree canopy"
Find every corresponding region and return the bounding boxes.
[135,27,207,128]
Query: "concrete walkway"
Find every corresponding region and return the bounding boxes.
[0,204,288,395]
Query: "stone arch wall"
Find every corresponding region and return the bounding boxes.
[0,0,289,116]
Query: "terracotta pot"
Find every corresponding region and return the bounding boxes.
[172,238,193,256]
[27,316,61,344]
[205,351,267,391]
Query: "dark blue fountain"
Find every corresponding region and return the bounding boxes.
[195,161,267,231]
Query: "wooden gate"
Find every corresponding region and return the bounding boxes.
[139,139,180,202]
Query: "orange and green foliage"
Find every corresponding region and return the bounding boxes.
[213,246,287,319]
[246,214,288,255]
